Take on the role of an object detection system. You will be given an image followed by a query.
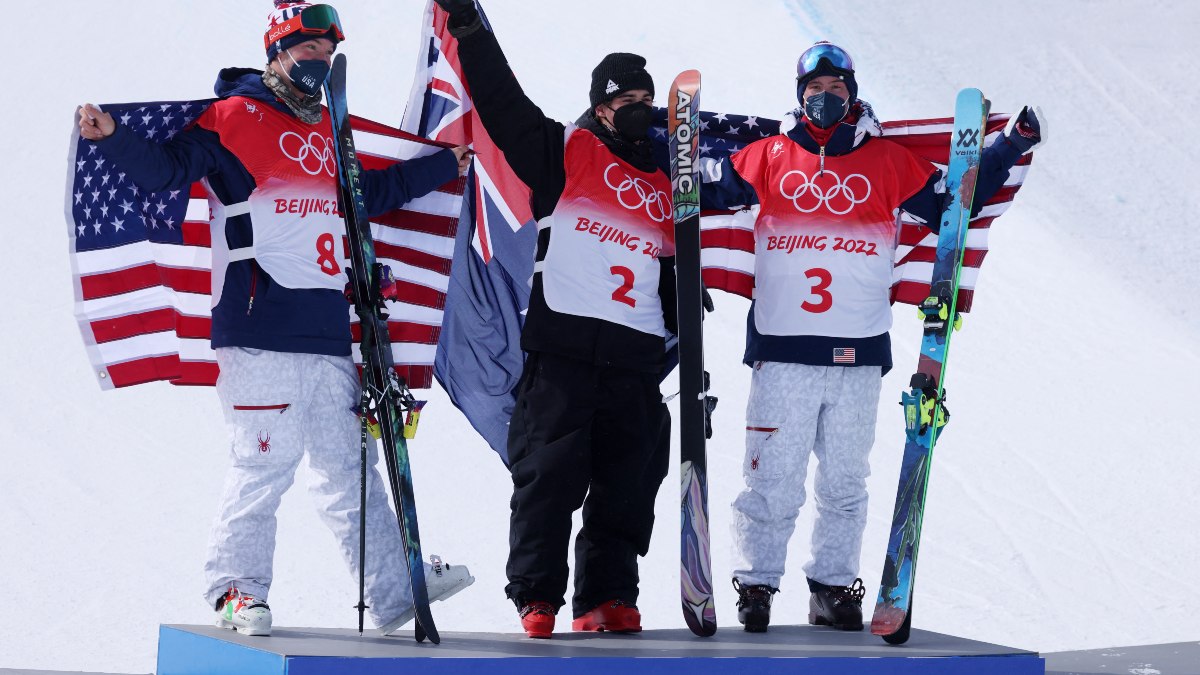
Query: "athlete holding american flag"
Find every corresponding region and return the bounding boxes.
[76,1,474,638]
[697,42,1045,634]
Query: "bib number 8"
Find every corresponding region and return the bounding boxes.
[801,268,832,313]
[316,233,342,276]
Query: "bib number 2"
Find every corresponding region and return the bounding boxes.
[801,268,832,313]
[610,266,636,308]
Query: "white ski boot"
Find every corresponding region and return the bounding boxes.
[379,555,475,635]
[215,587,272,636]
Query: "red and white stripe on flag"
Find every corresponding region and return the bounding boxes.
[401,2,534,264]
[68,114,464,390]
[699,114,1031,312]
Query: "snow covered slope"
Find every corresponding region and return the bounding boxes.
[3,1,1197,671]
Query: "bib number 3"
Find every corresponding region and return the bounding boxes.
[801,267,832,313]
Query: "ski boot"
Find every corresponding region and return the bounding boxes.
[808,577,866,631]
[215,587,272,636]
[519,600,557,639]
[379,555,476,635]
[733,578,778,633]
[572,599,642,633]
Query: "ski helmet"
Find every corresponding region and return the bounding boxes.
[265,2,345,62]
[795,41,857,105]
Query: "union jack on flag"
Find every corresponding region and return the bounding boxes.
[66,100,464,390]
[402,1,535,262]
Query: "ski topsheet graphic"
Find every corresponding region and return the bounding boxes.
[668,69,718,638]
[326,54,439,644]
[871,88,991,646]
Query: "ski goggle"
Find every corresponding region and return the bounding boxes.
[264,4,345,50]
[796,41,855,79]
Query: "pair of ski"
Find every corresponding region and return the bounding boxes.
[325,54,440,644]
[667,73,991,643]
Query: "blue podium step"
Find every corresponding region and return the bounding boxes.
[157,624,1044,675]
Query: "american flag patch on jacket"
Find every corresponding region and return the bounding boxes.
[833,348,856,364]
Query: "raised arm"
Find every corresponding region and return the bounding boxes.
[437,1,569,199]
[79,103,228,194]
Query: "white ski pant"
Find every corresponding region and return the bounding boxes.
[731,362,881,589]
[203,347,412,627]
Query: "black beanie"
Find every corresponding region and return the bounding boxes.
[590,53,655,108]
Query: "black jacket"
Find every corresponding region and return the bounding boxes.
[454,22,676,374]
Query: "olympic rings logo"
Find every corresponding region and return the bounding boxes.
[279,131,337,177]
[603,163,671,223]
[778,170,871,215]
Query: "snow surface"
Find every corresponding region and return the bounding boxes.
[5,1,1199,671]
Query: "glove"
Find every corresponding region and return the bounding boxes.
[701,284,715,313]
[1004,105,1046,155]
[433,0,480,30]
[433,0,475,14]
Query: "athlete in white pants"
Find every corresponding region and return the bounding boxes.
[731,362,881,590]
[205,348,471,635]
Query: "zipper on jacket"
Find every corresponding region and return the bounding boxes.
[247,262,258,316]
[819,145,826,176]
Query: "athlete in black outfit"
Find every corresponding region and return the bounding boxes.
[435,0,678,639]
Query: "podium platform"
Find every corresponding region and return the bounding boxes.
[157,623,1044,674]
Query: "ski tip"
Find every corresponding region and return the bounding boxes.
[670,69,701,88]
[954,87,985,107]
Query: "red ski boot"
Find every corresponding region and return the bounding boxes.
[519,601,556,639]
[571,599,642,633]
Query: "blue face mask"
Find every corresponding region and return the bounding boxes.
[283,49,331,97]
[803,91,849,129]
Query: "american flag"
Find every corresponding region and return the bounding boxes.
[833,347,857,364]
[649,110,1031,313]
[67,100,464,390]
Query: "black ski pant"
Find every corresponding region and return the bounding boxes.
[504,351,671,618]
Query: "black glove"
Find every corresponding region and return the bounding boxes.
[433,0,480,30]
[1005,105,1045,154]
[701,284,715,313]
[433,0,474,14]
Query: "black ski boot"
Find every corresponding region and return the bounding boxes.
[808,578,866,630]
[733,578,778,633]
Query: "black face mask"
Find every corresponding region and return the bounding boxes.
[283,49,331,97]
[608,102,654,140]
[803,91,849,129]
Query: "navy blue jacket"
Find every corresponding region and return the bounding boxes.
[96,68,459,356]
[702,113,1026,372]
